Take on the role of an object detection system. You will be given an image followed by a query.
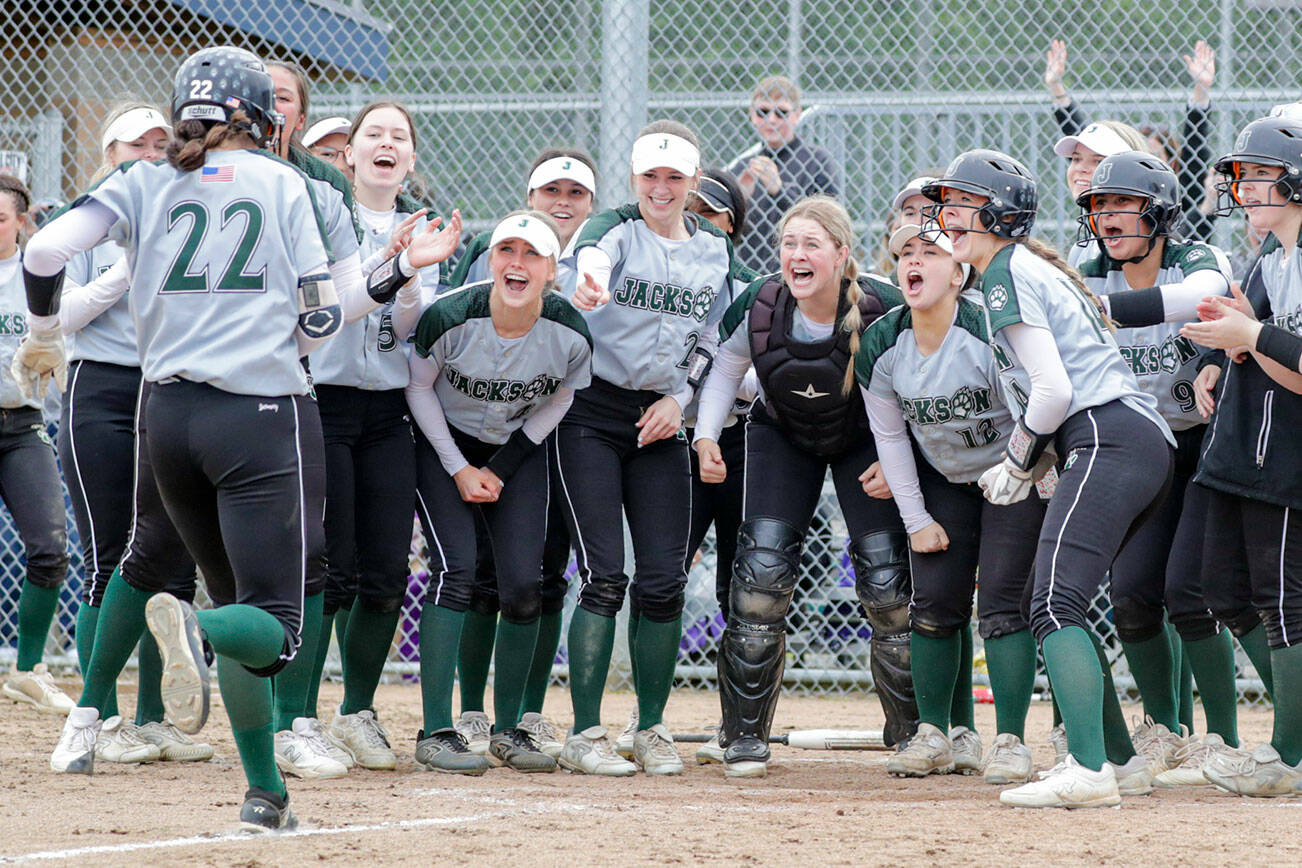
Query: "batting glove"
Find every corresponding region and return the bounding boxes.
[11,330,68,401]
[978,458,1034,506]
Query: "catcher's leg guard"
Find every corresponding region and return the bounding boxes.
[853,531,918,747]
[719,518,802,757]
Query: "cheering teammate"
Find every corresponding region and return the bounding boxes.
[923,150,1176,808]
[694,196,914,778]
[407,212,591,774]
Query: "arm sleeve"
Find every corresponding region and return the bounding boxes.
[390,274,425,341]
[1103,269,1230,326]
[1003,322,1074,435]
[862,386,932,533]
[521,387,575,443]
[59,257,131,335]
[24,202,117,278]
[1053,99,1086,136]
[1256,323,1302,374]
[574,246,613,298]
[405,352,470,476]
[692,340,751,443]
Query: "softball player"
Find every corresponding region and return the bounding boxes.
[314,99,457,773]
[24,46,344,832]
[0,175,74,717]
[922,150,1176,809]
[857,223,1045,784]
[694,196,913,779]
[407,212,591,774]
[1156,117,1302,796]
[1051,121,1151,267]
[444,147,596,757]
[557,120,737,776]
[1076,150,1246,784]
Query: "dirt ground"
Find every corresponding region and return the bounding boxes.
[1,675,1296,867]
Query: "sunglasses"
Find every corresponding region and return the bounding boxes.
[752,105,794,120]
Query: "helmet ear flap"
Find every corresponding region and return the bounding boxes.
[975,203,999,234]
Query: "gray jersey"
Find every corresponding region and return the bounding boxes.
[1258,236,1302,335]
[1081,240,1232,431]
[856,298,1013,483]
[1,252,41,409]
[412,281,592,443]
[65,242,136,366]
[982,244,1172,442]
[86,150,331,396]
[572,205,736,393]
[449,224,582,296]
[310,196,442,390]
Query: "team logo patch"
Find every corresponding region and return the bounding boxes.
[1063,450,1082,471]
[792,384,830,399]
[33,426,53,447]
[1093,162,1112,186]
[987,285,1009,311]
[1185,247,1205,260]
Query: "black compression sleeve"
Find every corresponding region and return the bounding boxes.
[485,428,540,483]
[1106,287,1166,328]
[22,266,64,318]
[1256,324,1302,373]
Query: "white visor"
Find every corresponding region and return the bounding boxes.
[489,214,561,260]
[889,223,971,282]
[303,117,351,148]
[1270,101,1302,122]
[629,133,700,175]
[101,108,172,152]
[1053,123,1133,158]
[527,156,596,195]
[892,176,936,211]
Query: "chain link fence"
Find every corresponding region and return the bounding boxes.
[4,1,1293,704]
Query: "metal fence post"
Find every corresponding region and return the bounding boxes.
[597,0,649,207]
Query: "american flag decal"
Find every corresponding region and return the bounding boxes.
[201,165,235,183]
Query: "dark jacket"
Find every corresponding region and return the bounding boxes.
[727,134,839,273]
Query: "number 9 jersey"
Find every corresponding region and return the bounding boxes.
[76,150,331,396]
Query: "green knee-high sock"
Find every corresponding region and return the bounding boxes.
[272,592,324,732]
[457,610,497,714]
[984,629,1036,740]
[16,582,61,671]
[332,604,352,685]
[521,610,563,714]
[304,610,334,719]
[1120,631,1179,731]
[339,605,401,715]
[949,624,976,731]
[1183,630,1239,747]
[633,615,682,731]
[1171,626,1195,733]
[80,573,151,712]
[1236,624,1274,697]
[1090,633,1136,764]
[218,655,283,797]
[135,629,165,725]
[418,605,464,733]
[1042,627,1107,771]
[75,604,120,720]
[627,610,641,693]
[196,604,284,670]
[1269,644,1302,766]
[493,618,540,729]
[567,607,616,732]
[911,632,961,731]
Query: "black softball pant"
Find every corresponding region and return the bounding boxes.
[909,460,1045,640]
[136,380,309,671]
[1028,401,1174,643]
[316,385,415,615]
[688,421,746,620]
[414,429,549,624]
[552,379,692,622]
[468,481,571,617]
[1202,488,1302,650]
[1109,425,1218,643]
[0,407,68,589]
[58,361,139,605]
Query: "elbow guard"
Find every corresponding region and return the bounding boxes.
[686,347,714,390]
[366,251,415,304]
[23,266,65,318]
[1005,417,1054,473]
[298,272,342,340]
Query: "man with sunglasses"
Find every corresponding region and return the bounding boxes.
[728,75,839,272]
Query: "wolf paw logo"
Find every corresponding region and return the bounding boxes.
[987,285,1010,311]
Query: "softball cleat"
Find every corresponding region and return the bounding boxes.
[144,593,211,734]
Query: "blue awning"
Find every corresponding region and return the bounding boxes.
[166,0,392,81]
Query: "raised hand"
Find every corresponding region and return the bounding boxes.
[407,209,462,269]
[573,271,609,310]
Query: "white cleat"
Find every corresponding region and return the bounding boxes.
[95,716,161,763]
[886,722,954,777]
[613,708,638,759]
[1000,756,1121,809]
[144,593,210,734]
[634,723,684,776]
[302,716,352,768]
[276,718,348,779]
[136,720,214,762]
[1107,755,1154,796]
[696,733,725,765]
[1153,733,1234,788]
[4,663,76,715]
[1131,716,1186,774]
[948,726,983,775]
[982,733,1035,784]
[51,707,101,774]
[1048,723,1068,765]
[455,710,492,756]
[518,712,564,759]
[1204,743,1302,797]
[327,709,397,770]
[558,726,637,776]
